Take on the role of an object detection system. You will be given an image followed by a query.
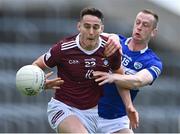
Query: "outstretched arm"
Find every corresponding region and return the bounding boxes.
[93,68,153,89]
[32,55,64,90]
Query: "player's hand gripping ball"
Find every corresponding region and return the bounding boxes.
[16,65,45,96]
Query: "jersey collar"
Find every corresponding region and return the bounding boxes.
[125,37,148,54]
[75,34,102,55]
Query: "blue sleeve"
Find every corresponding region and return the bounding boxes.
[146,59,163,82]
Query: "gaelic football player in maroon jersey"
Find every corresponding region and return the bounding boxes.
[32,7,138,133]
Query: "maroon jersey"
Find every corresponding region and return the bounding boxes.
[44,34,121,109]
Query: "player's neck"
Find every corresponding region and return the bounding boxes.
[128,38,148,51]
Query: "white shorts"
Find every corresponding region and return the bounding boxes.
[47,98,99,133]
[97,115,130,133]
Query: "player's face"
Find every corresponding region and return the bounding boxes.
[77,15,104,50]
[132,12,157,44]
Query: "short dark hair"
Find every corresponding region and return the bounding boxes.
[141,9,159,28]
[80,7,104,22]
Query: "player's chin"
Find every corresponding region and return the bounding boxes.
[133,35,142,41]
[87,39,95,43]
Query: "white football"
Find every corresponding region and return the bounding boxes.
[16,65,45,96]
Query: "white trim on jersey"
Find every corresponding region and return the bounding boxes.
[101,39,107,47]
[62,40,75,46]
[150,65,161,77]
[125,37,148,54]
[43,48,56,69]
[61,41,77,51]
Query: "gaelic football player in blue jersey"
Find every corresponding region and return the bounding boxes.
[94,9,163,133]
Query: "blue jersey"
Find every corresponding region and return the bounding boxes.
[98,34,163,119]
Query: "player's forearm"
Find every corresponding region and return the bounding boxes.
[113,74,143,89]
[32,55,47,70]
[117,87,133,108]
[114,69,153,89]
[118,87,139,129]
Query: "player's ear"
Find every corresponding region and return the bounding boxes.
[101,24,104,33]
[151,28,157,37]
[77,22,81,32]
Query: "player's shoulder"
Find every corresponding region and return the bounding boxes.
[51,34,78,51]
[146,49,161,61]
[118,34,127,41]
[56,34,77,45]
[144,49,163,68]
[117,34,127,44]
[115,34,128,48]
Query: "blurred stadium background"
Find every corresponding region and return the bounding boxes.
[0,0,180,133]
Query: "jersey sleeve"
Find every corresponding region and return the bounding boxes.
[44,43,61,68]
[146,59,163,82]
